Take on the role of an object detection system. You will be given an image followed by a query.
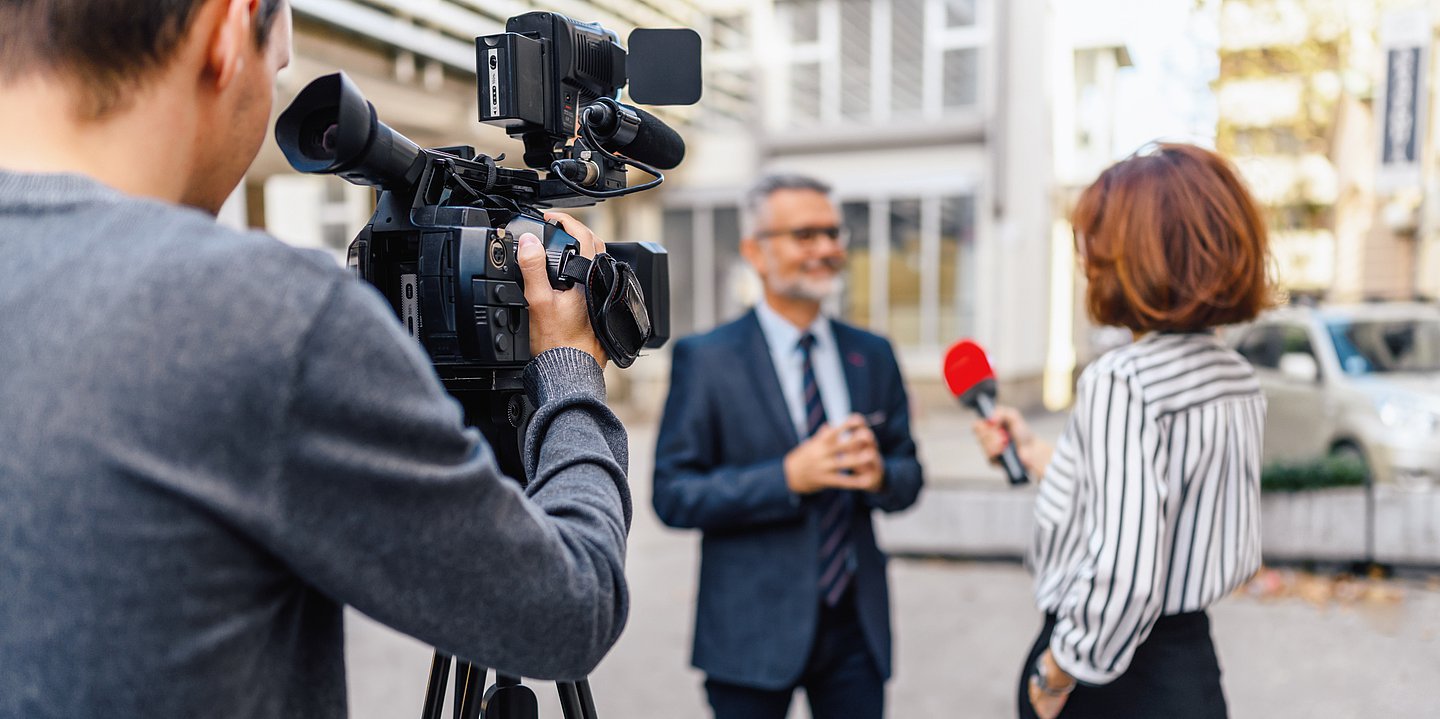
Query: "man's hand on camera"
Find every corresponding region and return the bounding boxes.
[517,211,608,368]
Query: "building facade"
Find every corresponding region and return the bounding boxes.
[659,0,1056,409]
[232,0,1064,410]
[1215,0,1440,303]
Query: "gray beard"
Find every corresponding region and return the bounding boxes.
[762,256,841,303]
[772,276,837,303]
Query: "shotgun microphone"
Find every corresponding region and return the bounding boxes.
[581,100,686,170]
[943,340,1030,485]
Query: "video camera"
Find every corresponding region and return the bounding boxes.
[274,14,701,719]
[275,12,702,386]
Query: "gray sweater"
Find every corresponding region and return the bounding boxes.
[0,171,631,719]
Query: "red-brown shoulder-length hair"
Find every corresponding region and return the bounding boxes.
[1072,143,1274,332]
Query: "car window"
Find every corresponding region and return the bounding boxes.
[1327,318,1440,374]
[1280,325,1315,359]
[1236,325,1284,369]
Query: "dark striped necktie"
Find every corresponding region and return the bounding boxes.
[798,332,856,607]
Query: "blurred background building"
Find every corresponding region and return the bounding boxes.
[231,0,1439,412]
[1215,0,1440,305]
[235,0,1061,413]
[663,0,1054,410]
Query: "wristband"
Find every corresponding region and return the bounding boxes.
[1032,654,1076,697]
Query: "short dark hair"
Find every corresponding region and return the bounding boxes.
[742,173,833,236]
[0,0,285,119]
[1072,143,1274,332]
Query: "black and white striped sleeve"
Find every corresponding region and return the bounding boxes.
[1027,413,1082,587]
[1049,367,1168,685]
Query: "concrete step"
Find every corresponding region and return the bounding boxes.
[877,484,1440,567]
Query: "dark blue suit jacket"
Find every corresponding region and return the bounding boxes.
[652,310,923,690]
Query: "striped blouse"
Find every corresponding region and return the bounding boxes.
[1029,332,1266,685]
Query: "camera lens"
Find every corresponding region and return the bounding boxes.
[320,124,339,154]
[298,111,340,161]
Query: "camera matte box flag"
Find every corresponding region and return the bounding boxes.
[626,29,702,106]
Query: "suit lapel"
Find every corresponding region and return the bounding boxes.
[739,311,801,448]
[832,321,872,417]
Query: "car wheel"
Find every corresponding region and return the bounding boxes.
[1329,443,1370,486]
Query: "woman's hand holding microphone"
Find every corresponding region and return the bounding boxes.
[970,406,1054,483]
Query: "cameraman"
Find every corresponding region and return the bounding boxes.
[0,2,632,718]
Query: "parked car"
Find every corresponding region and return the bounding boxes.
[1225,303,1440,489]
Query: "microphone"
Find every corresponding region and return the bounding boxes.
[943,340,1030,486]
[581,99,686,170]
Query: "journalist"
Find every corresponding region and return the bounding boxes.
[973,144,1272,719]
[0,2,630,718]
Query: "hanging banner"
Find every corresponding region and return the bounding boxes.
[1377,7,1430,193]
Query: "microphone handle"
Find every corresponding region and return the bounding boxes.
[974,393,1031,486]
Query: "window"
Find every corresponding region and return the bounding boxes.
[262,175,370,260]
[663,208,697,338]
[772,0,988,128]
[939,195,977,341]
[789,64,823,126]
[887,199,924,345]
[839,0,873,121]
[937,0,984,115]
[712,13,749,48]
[942,48,980,109]
[1281,325,1315,358]
[1327,319,1440,374]
[319,178,359,252]
[780,0,823,126]
[789,0,821,43]
[945,0,976,26]
[662,203,751,337]
[891,0,927,117]
[833,193,975,347]
[1236,325,1285,369]
[669,192,976,350]
[842,202,874,326]
[699,13,755,128]
[713,206,747,323]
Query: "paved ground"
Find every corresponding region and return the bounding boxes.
[345,417,1440,718]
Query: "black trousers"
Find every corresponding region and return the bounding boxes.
[1018,612,1228,719]
[705,589,883,719]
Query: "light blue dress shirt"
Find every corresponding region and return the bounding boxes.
[754,300,852,438]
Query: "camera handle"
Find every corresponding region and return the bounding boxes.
[417,388,601,719]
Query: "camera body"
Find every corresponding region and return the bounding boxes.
[346,145,669,388]
[275,13,699,383]
[480,13,626,172]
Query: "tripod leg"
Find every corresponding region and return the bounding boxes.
[454,662,487,719]
[421,653,453,719]
[574,680,599,719]
[555,682,583,719]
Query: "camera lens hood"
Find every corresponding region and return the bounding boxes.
[275,72,424,189]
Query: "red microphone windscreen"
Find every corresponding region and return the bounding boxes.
[943,339,995,397]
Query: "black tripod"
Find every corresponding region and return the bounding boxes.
[418,384,602,719]
[419,655,599,719]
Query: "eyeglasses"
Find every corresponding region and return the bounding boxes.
[756,225,849,246]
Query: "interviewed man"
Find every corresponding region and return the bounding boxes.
[653,174,924,719]
[0,2,632,718]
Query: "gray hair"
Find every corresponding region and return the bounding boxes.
[741,173,833,237]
